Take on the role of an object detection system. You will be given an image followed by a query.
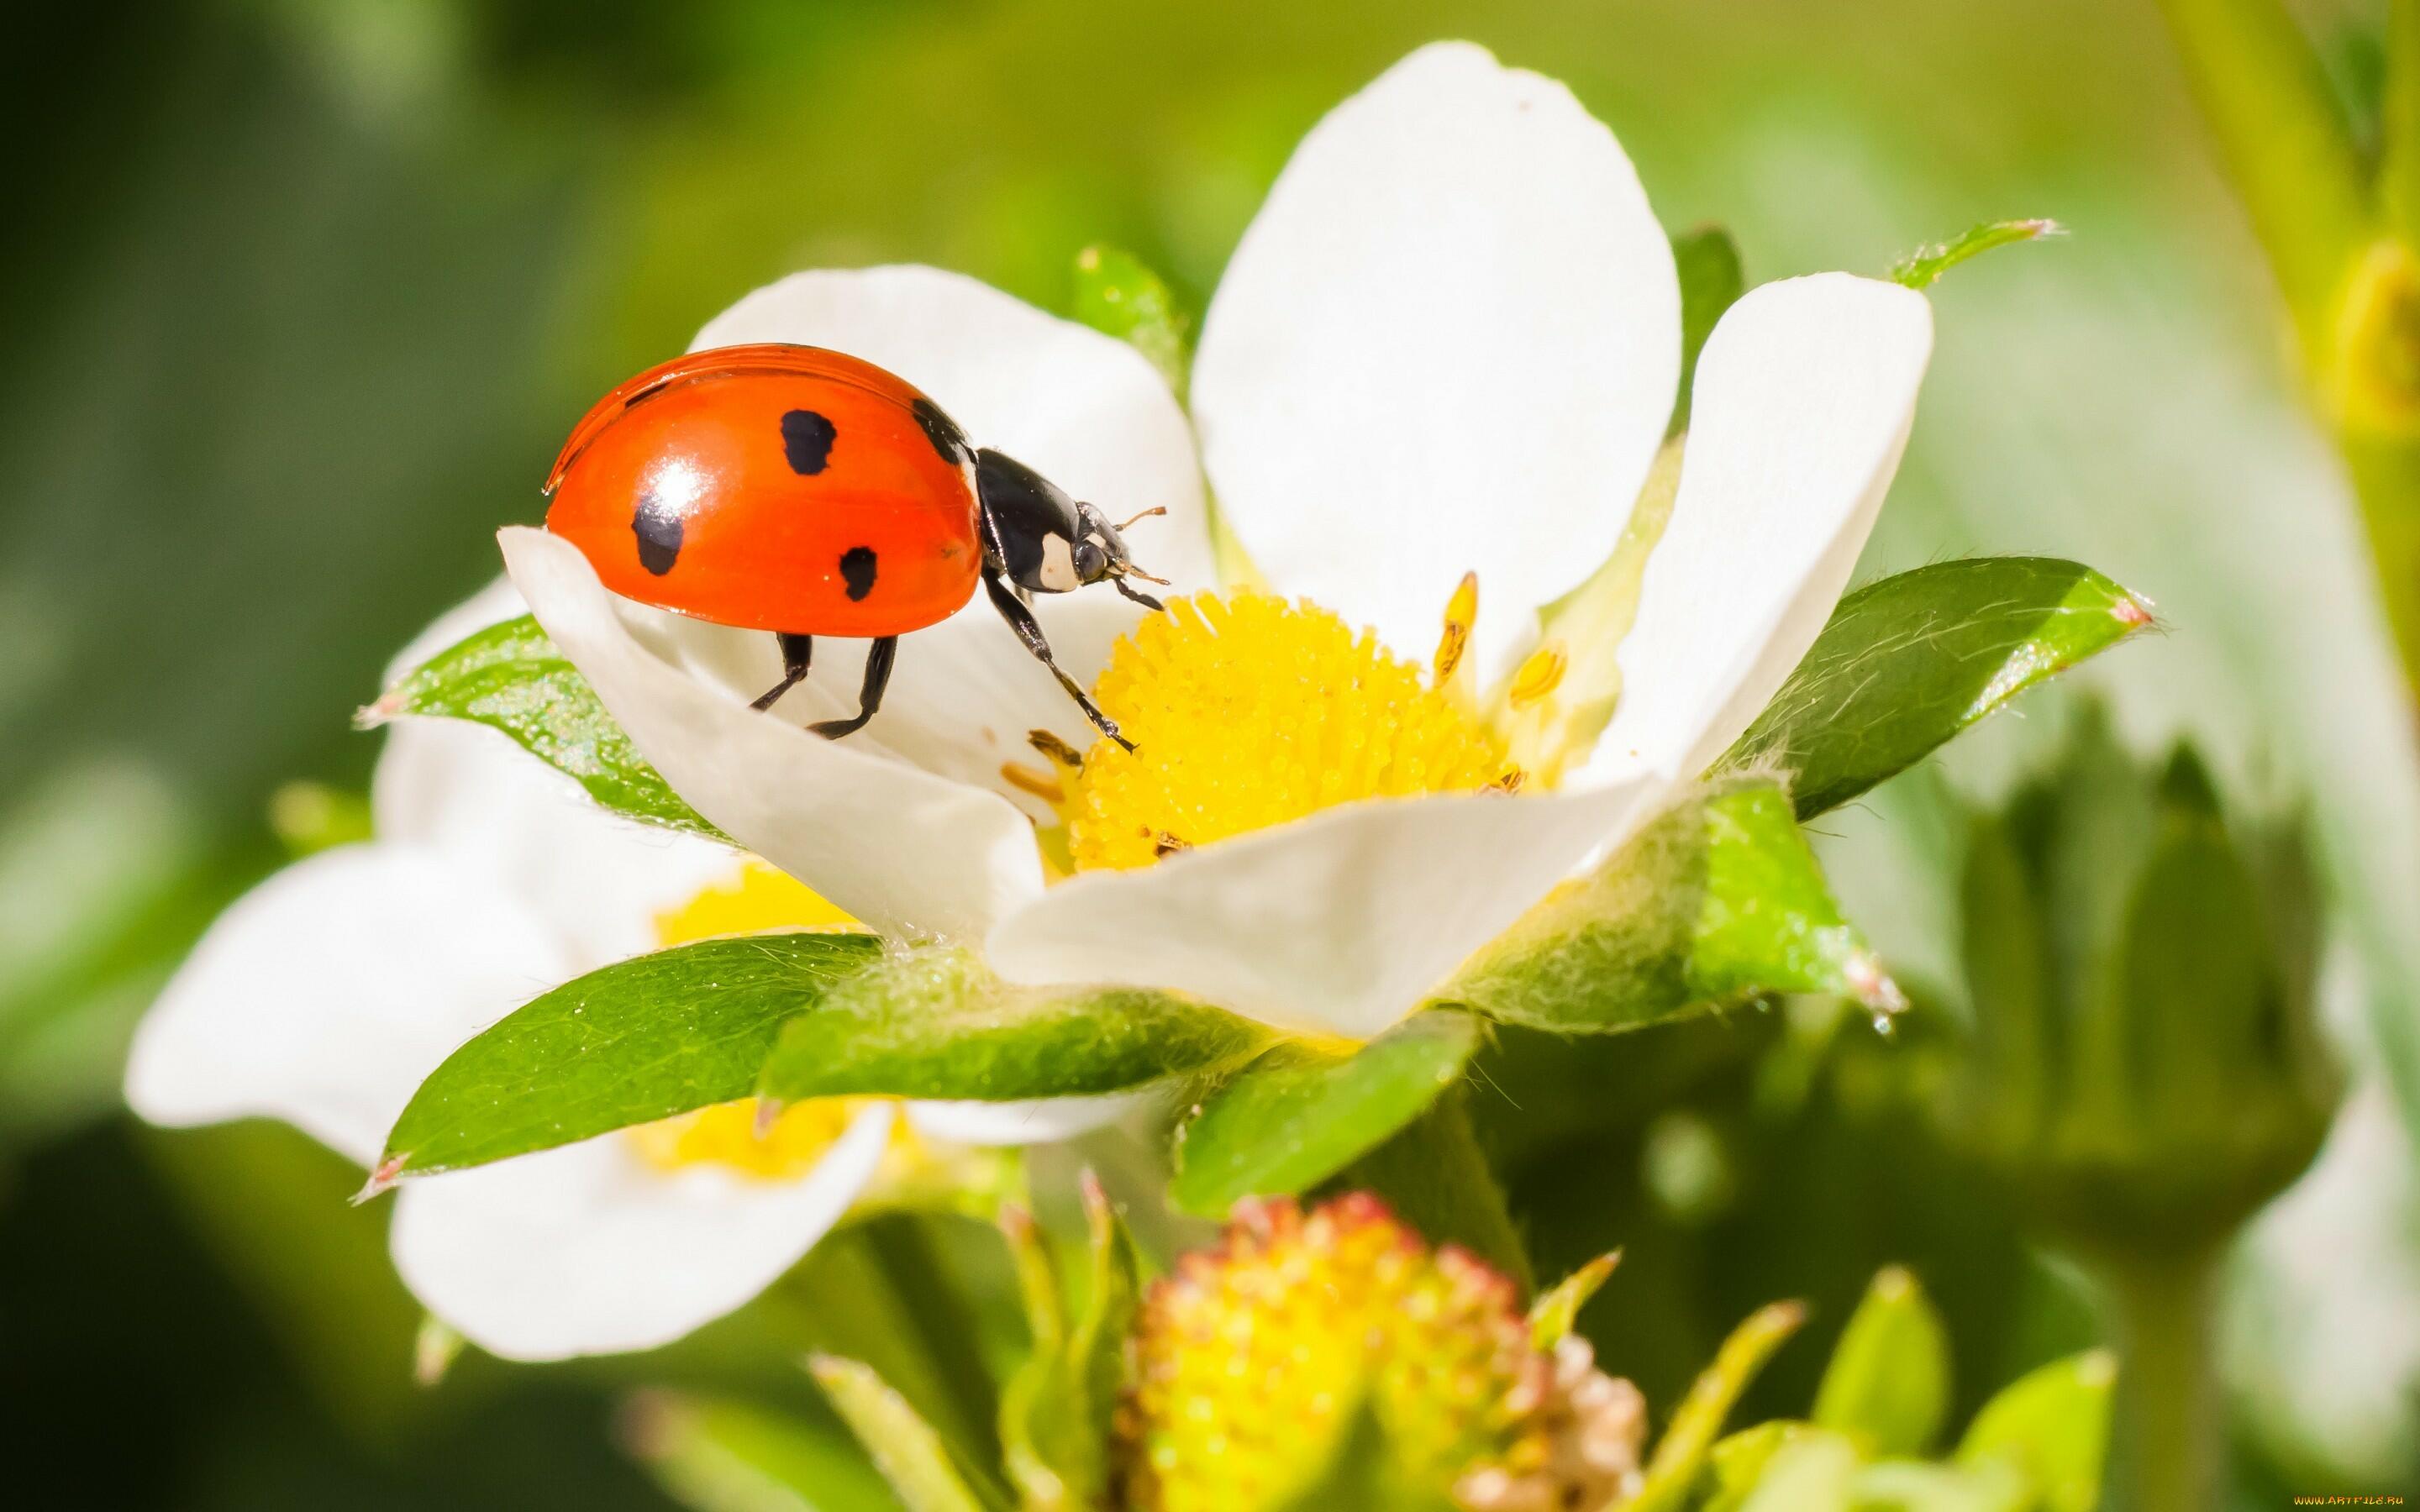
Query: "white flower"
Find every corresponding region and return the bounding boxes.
[124,582,1093,1361]
[501,41,1933,1041]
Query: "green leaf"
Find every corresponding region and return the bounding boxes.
[366,613,727,843]
[1954,1350,2118,1512]
[756,944,1265,1104]
[1669,225,1745,436]
[810,1355,1007,1512]
[1628,1300,1808,1512]
[623,1389,904,1512]
[1445,780,1901,1034]
[1528,1251,1619,1348]
[1071,244,1189,399]
[1722,558,2154,820]
[1336,1087,1532,1290]
[1170,1009,1481,1216]
[1811,1266,1951,1457]
[377,932,880,1180]
[1888,219,2063,291]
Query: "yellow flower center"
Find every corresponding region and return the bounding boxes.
[1063,591,1520,872]
[626,1097,864,1181]
[653,859,859,941]
[629,859,871,1180]
[1119,1194,1555,1511]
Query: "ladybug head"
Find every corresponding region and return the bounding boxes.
[1072,499,1171,611]
[977,449,1169,611]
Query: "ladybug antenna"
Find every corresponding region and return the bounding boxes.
[1115,578,1166,612]
[1115,506,1167,531]
[1119,565,1171,586]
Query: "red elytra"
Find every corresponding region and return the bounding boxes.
[544,343,982,638]
[540,342,1164,745]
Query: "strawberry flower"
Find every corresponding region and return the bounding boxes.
[499,40,1932,1039]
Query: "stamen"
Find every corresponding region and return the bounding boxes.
[1434,571,1480,684]
[1507,643,1568,708]
[1000,762,1067,805]
[1028,728,1086,768]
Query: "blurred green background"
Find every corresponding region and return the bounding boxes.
[8,0,2419,1505]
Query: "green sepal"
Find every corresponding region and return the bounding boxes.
[366,613,726,843]
[810,1354,1010,1512]
[1721,557,2154,820]
[1528,1251,1619,1349]
[1889,219,2061,290]
[1627,1300,1807,1512]
[997,1176,1139,1510]
[755,945,1265,1105]
[376,932,881,1181]
[1169,1009,1481,1217]
[1446,780,1899,1035]
[1669,225,1746,436]
[1954,1351,2118,1512]
[1271,1402,1459,1512]
[1810,1266,1951,1457]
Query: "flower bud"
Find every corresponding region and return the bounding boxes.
[1940,706,2338,1257]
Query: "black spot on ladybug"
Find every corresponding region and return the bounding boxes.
[781,409,838,475]
[913,397,970,464]
[840,545,878,601]
[633,492,683,575]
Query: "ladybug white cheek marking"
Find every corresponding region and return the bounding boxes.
[1036,533,1081,591]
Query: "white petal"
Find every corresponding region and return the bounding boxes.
[987,780,1665,1041]
[372,717,744,969]
[383,575,529,687]
[390,1104,892,1361]
[124,845,572,1167]
[500,527,1045,940]
[903,1090,1152,1147]
[693,265,1214,816]
[1192,41,1679,683]
[1587,274,1933,783]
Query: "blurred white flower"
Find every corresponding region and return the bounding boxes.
[502,40,1933,1040]
[124,583,1086,1361]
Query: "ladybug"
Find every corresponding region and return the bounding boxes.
[544,343,1165,747]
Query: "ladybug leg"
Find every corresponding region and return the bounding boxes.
[809,636,898,740]
[750,633,814,712]
[981,568,1134,752]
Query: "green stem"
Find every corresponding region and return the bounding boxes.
[2154,0,2370,344]
[1333,1087,1534,1293]
[2101,1251,2223,1512]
